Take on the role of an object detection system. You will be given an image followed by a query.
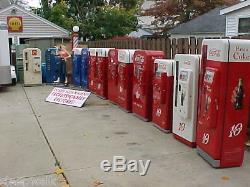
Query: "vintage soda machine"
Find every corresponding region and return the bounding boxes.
[0,21,11,86]
[45,48,62,83]
[72,48,83,86]
[117,49,135,112]
[80,48,89,89]
[196,39,250,168]
[172,54,200,147]
[23,48,42,86]
[152,59,174,132]
[132,50,164,121]
[108,49,119,103]
[95,48,113,99]
[88,48,97,93]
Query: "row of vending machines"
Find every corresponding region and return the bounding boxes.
[6,38,249,168]
[69,39,250,169]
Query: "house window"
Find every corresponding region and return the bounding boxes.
[238,18,250,34]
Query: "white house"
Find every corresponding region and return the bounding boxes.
[220,0,250,37]
[0,4,69,45]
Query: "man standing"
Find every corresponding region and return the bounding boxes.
[56,45,71,86]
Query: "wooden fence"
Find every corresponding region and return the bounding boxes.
[86,36,250,59]
[87,38,205,59]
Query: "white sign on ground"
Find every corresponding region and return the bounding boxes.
[46,87,91,108]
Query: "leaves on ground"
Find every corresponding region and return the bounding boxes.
[62,185,70,187]
[55,166,64,175]
[221,176,230,181]
[93,179,104,186]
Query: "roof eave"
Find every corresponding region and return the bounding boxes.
[220,1,250,15]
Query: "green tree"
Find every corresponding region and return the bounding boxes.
[108,0,139,10]
[37,1,74,31]
[47,1,74,31]
[85,5,138,40]
[40,0,50,19]
[36,0,139,40]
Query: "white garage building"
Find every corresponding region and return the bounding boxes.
[0,4,69,45]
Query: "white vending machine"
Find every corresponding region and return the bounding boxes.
[0,21,11,86]
[172,54,200,147]
[23,48,42,86]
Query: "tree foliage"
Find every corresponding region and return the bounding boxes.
[43,1,74,31]
[142,0,240,33]
[37,0,140,40]
[84,6,138,40]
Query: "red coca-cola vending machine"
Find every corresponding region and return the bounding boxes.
[197,39,250,168]
[132,50,164,121]
[152,59,174,132]
[117,49,135,112]
[95,48,113,99]
[88,48,97,93]
[108,49,119,103]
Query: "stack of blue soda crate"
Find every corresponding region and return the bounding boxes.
[72,48,82,86]
[81,48,89,89]
[72,48,89,89]
[44,48,65,83]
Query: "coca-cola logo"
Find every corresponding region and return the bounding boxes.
[209,48,221,57]
[157,63,167,73]
[232,46,250,61]
[134,55,144,63]
[109,50,116,57]
[158,64,166,70]
[184,60,191,65]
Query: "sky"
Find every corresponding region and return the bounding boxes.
[26,0,41,7]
